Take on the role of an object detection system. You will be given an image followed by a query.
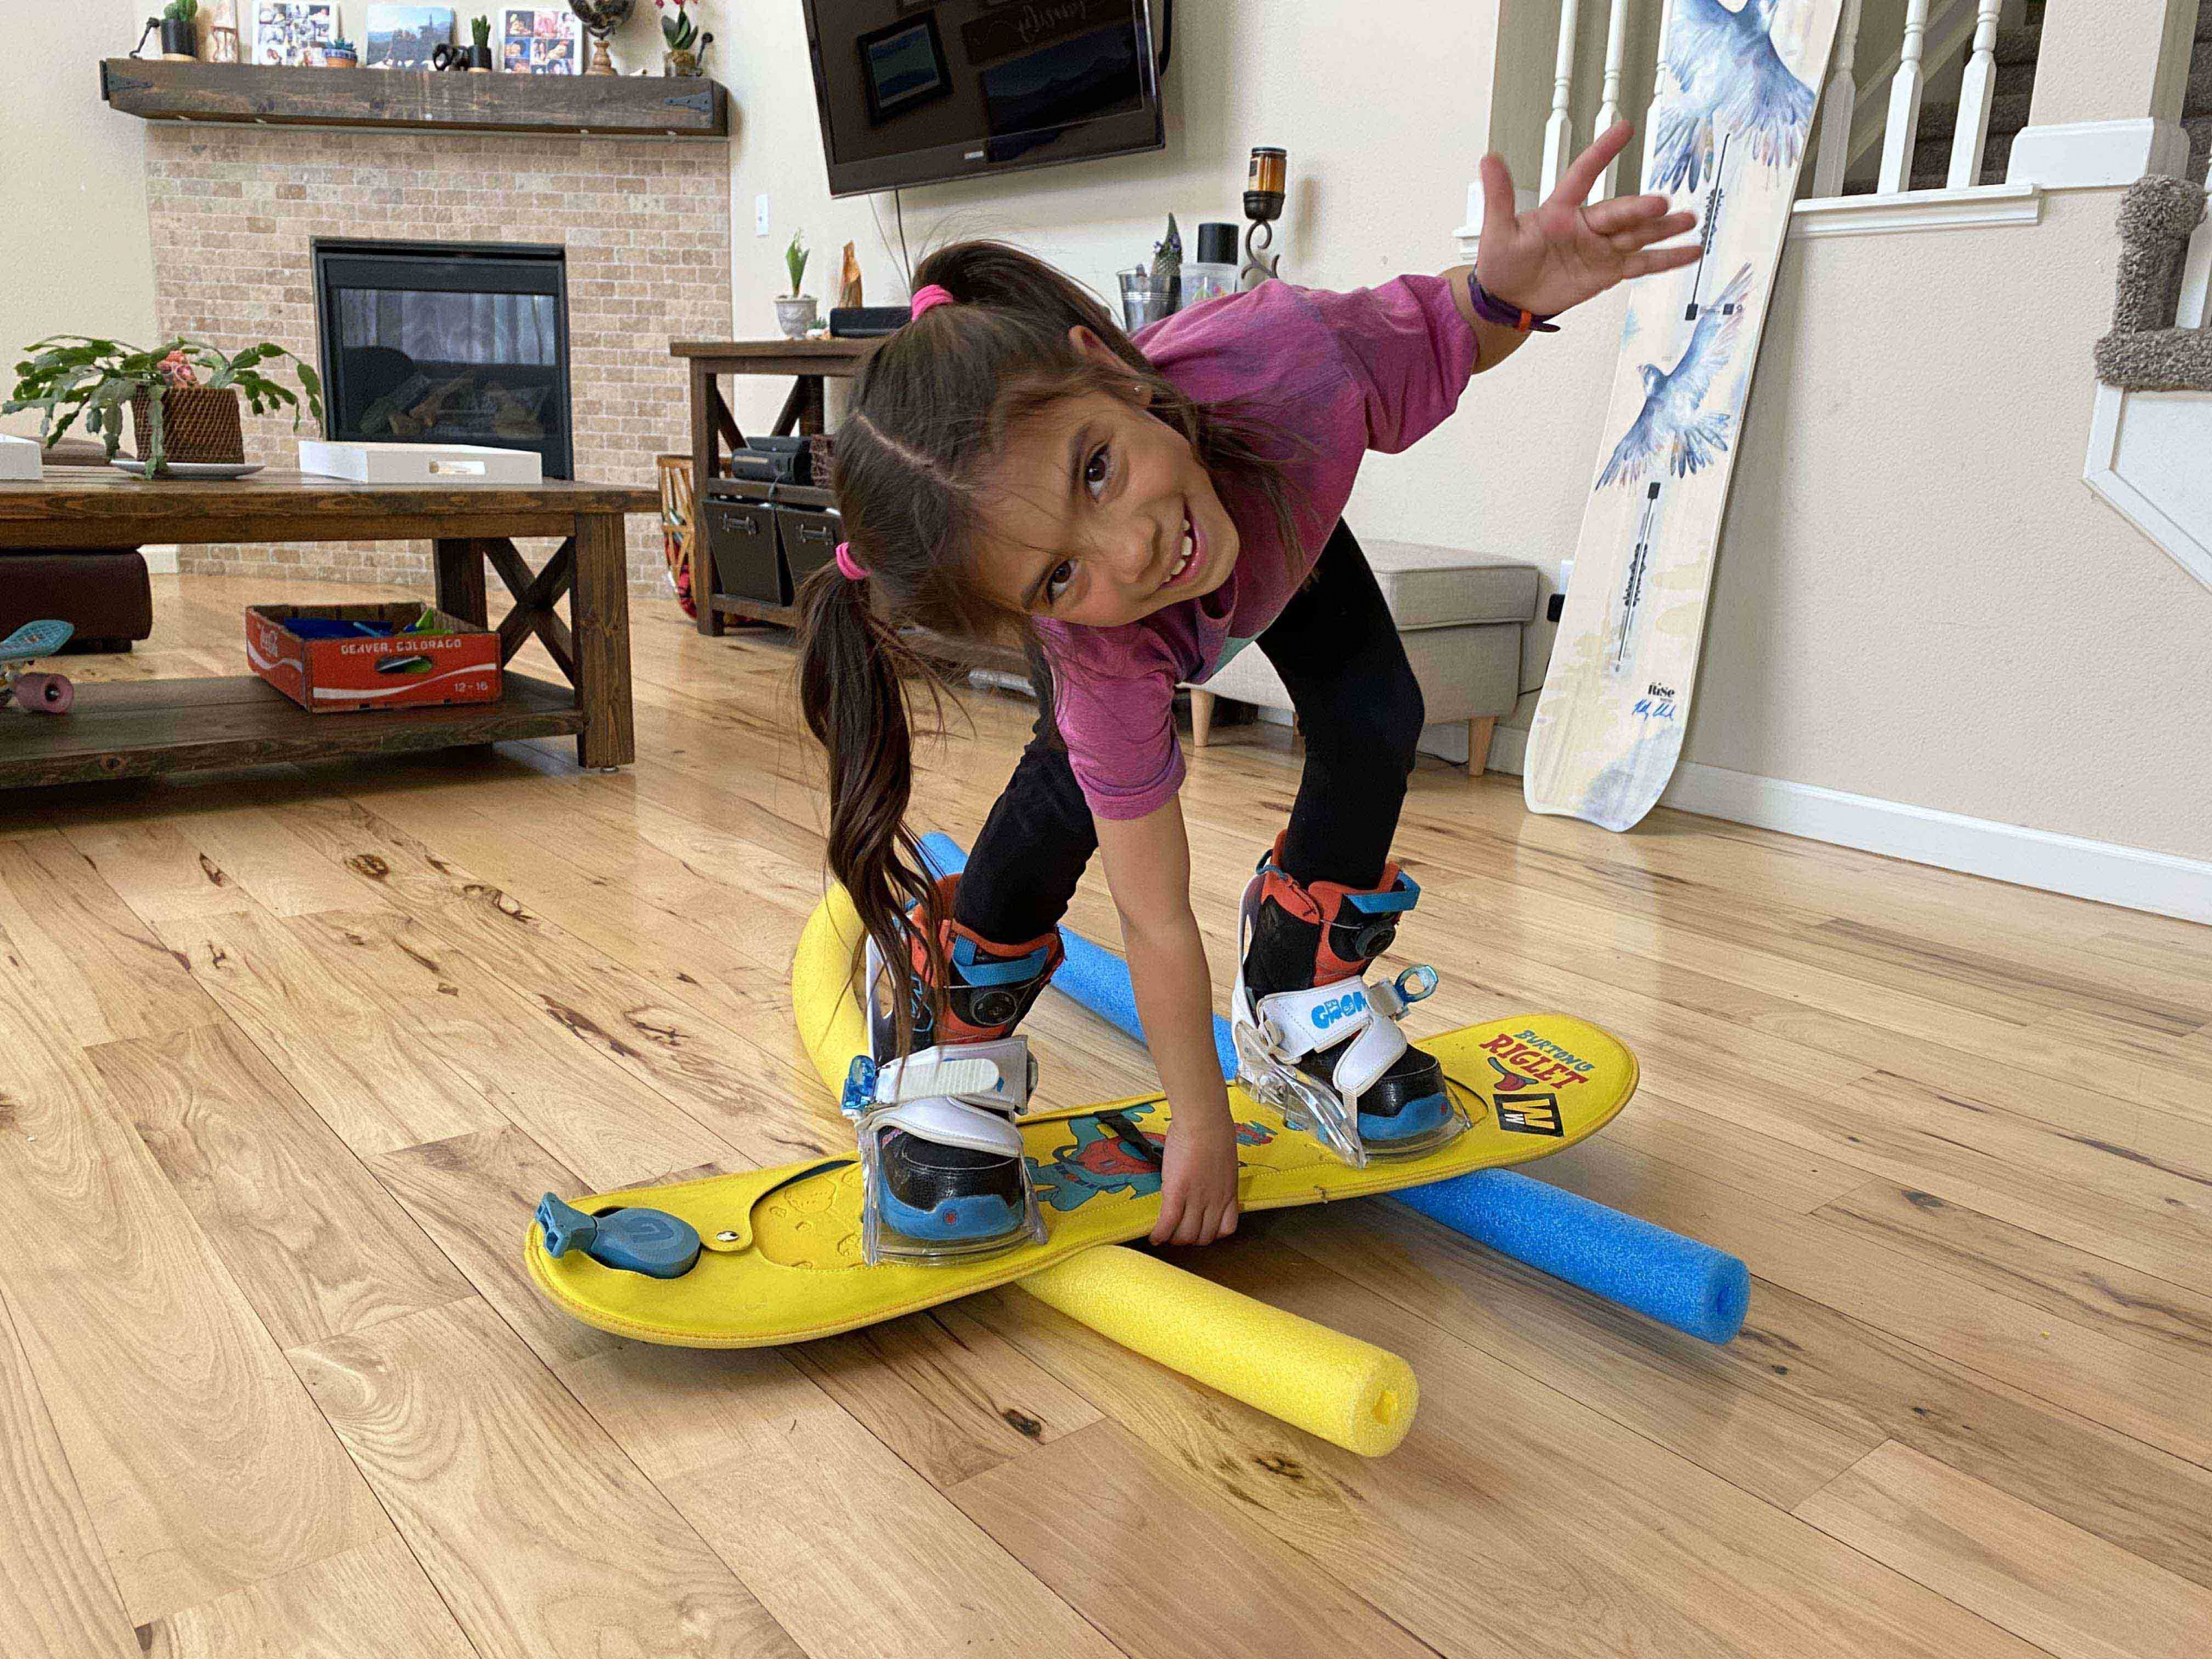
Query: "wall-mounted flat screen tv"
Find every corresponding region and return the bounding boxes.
[802,1,1164,197]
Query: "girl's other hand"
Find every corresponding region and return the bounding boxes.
[1151,1109,1241,1246]
[1474,122,1701,318]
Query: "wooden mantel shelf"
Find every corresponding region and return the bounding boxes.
[99,58,731,140]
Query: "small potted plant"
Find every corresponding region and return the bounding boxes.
[467,14,493,70]
[657,0,707,75]
[158,0,199,59]
[322,34,359,67]
[776,232,817,339]
[5,335,323,479]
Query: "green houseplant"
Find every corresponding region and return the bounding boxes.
[657,0,709,75]
[468,13,493,70]
[158,0,199,59]
[5,335,323,478]
[775,232,817,339]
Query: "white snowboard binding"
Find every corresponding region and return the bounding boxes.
[842,1033,1046,1266]
[1230,847,1465,1169]
[852,883,1062,1266]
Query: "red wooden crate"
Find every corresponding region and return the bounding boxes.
[245,603,502,714]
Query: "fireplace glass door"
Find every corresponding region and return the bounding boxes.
[313,239,573,478]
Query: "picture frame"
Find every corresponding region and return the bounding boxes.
[498,5,582,75]
[253,0,340,65]
[363,3,453,68]
[856,10,951,125]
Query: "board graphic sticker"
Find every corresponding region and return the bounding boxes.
[1523,0,1842,832]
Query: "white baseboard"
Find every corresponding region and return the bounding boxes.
[143,543,180,575]
[1477,723,2212,925]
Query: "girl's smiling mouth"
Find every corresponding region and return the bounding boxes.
[1160,508,1204,593]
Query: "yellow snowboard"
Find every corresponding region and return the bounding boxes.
[524,888,1637,1349]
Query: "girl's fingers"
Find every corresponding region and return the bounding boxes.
[1607,213,1698,254]
[1151,1192,1184,1245]
[1624,244,1706,277]
[1479,152,1522,244]
[1581,192,1672,235]
[1548,119,1636,209]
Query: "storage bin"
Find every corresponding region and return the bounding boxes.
[776,502,843,589]
[702,486,786,607]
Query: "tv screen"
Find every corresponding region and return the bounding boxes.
[802,1,1163,197]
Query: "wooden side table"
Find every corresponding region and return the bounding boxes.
[671,336,872,634]
[0,470,657,788]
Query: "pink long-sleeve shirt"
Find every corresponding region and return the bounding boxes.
[1033,273,1477,821]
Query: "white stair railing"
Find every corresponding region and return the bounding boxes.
[1811,0,1866,197]
[1946,0,2005,188]
[1876,0,1931,194]
[1595,0,1631,197]
[1541,0,1584,196]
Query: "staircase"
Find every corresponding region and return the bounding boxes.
[1845,1,2212,195]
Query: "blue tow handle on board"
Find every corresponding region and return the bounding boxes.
[917,830,1751,1344]
[536,1193,702,1280]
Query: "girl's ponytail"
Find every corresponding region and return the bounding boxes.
[795,557,944,1055]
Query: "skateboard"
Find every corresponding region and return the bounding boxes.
[0,620,75,714]
[524,886,1638,1349]
[1523,0,1842,830]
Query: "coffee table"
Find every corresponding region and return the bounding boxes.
[0,468,656,789]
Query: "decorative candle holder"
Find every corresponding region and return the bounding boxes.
[1241,147,1287,289]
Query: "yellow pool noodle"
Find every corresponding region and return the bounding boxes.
[792,883,1420,1457]
[1017,1246,1417,1456]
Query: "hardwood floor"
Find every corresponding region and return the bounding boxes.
[3,570,2208,1658]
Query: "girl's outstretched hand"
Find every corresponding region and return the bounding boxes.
[1474,122,1700,318]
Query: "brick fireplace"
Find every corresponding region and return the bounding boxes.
[143,124,732,596]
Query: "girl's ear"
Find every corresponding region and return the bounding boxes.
[1067,325,1122,370]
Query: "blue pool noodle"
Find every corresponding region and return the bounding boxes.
[916,830,1749,1344]
[1396,1172,1749,1344]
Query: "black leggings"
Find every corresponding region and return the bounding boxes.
[955,520,1425,945]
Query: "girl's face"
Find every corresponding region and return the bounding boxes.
[974,334,1241,629]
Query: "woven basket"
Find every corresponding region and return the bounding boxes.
[130,385,246,467]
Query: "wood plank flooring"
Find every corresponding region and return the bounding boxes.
[3,569,2208,1657]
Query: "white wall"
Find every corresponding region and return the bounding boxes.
[715,0,1501,419]
[1,2,159,437]
[713,0,2212,870]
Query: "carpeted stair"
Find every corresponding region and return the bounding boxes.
[2094,174,2209,391]
[1846,1,2212,194]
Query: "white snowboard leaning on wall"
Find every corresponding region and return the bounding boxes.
[1523,0,1842,832]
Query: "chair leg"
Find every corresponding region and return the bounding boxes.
[1190,688,1216,747]
[1465,716,1496,775]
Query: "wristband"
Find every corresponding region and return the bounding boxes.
[1468,270,1560,334]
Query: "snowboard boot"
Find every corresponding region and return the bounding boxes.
[850,876,1064,1264]
[1230,839,1460,1167]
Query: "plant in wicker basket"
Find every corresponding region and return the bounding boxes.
[4,335,323,478]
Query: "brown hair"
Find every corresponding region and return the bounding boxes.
[797,239,1296,1052]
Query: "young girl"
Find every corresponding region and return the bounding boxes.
[800,124,1694,1261]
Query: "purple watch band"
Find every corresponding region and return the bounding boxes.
[1468,270,1560,334]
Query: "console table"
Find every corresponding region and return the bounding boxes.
[671,335,871,634]
[0,470,656,789]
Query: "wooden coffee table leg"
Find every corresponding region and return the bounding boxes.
[433,538,490,627]
[572,512,635,769]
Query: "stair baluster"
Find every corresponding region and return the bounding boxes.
[1596,0,1631,197]
[1946,0,2005,188]
[1810,0,1866,197]
[1541,0,1583,197]
[1878,0,1932,194]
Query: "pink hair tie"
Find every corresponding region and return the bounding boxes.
[910,284,957,318]
[834,541,867,582]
